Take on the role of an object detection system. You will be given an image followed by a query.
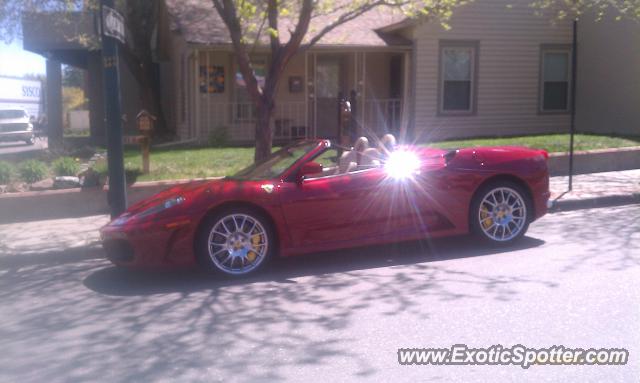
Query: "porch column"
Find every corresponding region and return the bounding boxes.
[399,51,411,143]
[359,52,366,137]
[304,50,309,138]
[193,49,200,141]
[88,51,105,145]
[46,59,63,150]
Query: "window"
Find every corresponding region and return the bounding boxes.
[540,47,571,112]
[0,110,28,119]
[303,147,342,179]
[234,58,267,121]
[440,43,477,113]
[316,58,341,98]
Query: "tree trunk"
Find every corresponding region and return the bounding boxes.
[254,101,274,162]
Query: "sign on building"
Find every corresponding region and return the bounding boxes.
[102,6,125,44]
[0,76,43,117]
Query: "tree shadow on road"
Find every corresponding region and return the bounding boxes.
[1,234,553,382]
[534,206,640,273]
[3,207,638,382]
[83,235,546,297]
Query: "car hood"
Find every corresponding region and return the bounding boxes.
[0,118,29,124]
[466,146,548,161]
[124,179,216,217]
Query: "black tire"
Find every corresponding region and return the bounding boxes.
[25,136,35,145]
[470,180,532,245]
[196,207,275,276]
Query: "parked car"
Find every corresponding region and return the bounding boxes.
[100,136,550,276]
[0,109,35,145]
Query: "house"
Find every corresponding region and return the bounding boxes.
[22,0,640,145]
[163,0,411,144]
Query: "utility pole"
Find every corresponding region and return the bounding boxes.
[100,0,127,218]
[568,19,578,191]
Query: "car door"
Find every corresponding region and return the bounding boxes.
[345,168,442,241]
[278,167,386,248]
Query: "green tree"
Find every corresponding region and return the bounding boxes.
[526,0,639,21]
[62,65,84,88]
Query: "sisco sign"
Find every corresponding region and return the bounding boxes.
[22,85,40,99]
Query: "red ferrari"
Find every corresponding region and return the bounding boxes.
[100,137,550,276]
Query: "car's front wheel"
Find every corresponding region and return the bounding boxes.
[470,181,531,244]
[197,208,274,276]
[25,136,35,145]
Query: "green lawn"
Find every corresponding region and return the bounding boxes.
[423,134,640,154]
[117,134,640,182]
[123,146,259,182]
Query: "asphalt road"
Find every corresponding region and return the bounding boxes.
[0,205,638,382]
[0,137,47,157]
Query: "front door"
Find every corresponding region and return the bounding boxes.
[315,56,346,138]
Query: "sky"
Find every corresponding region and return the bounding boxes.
[0,40,46,77]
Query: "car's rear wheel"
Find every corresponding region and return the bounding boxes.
[470,181,531,244]
[197,208,274,276]
[25,136,35,145]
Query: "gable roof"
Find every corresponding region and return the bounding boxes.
[165,0,410,47]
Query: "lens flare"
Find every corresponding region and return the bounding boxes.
[384,150,420,180]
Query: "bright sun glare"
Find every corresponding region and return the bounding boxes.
[384,150,421,180]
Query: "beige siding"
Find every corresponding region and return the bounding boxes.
[412,0,573,142]
[575,15,640,137]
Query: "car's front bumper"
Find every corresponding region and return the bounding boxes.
[100,216,198,269]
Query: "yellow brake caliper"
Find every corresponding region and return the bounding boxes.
[247,232,262,262]
[480,205,493,229]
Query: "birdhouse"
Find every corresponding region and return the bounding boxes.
[136,110,156,135]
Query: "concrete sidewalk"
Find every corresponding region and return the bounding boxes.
[0,215,108,257]
[549,169,640,212]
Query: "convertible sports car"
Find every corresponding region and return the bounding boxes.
[100,137,550,276]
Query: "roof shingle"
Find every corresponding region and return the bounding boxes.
[165,0,409,47]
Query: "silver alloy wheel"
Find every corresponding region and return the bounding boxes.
[207,213,269,275]
[478,187,527,242]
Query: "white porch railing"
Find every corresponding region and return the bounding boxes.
[363,98,403,136]
[273,101,308,141]
[193,98,403,143]
[196,101,307,143]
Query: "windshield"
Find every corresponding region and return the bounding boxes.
[0,110,27,119]
[230,141,319,180]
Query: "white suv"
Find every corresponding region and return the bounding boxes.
[0,109,35,145]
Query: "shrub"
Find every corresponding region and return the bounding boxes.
[19,160,49,183]
[52,156,80,176]
[92,158,108,179]
[0,161,14,184]
[208,126,229,147]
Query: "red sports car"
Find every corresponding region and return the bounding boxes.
[100,138,550,276]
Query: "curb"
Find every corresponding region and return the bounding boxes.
[548,146,640,176]
[549,193,640,213]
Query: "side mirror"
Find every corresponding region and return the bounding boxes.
[298,161,323,182]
